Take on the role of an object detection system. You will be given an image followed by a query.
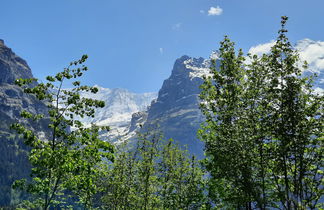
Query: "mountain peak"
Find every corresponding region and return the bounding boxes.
[0,40,33,84]
[171,55,210,80]
[138,55,206,156]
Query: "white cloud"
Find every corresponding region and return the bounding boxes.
[314,87,324,95]
[296,39,324,73]
[200,10,205,14]
[248,41,276,57]
[172,23,182,31]
[248,39,324,74]
[208,6,223,16]
[159,48,163,54]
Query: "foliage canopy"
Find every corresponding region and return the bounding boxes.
[199,16,323,209]
[11,55,114,209]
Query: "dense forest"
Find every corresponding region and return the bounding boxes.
[3,17,323,209]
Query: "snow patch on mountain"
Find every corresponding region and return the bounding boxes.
[184,57,211,79]
[77,86,157,140]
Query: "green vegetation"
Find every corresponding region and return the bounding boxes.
[9,56,205,210]
[11,55,114,209]
[101,133,205,209]
[7,17,323,209]
[199,16,323,209]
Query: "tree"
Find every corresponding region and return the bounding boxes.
[262,16,323,209]
[199,35,259,209]
[101,132,161,209]
[158,139,205,209]
[101,140,138,209]
[101,133,206,209]
[199,16,323,209]
[11,55,114,209]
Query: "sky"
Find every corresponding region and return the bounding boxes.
[1,0,324,93]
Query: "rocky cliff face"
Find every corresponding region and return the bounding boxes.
[137,55,210,157]
[0,40,33,84]
[0,40,48,206]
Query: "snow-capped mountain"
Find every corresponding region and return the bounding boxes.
[78,86,157,140]
[75,39,324,154]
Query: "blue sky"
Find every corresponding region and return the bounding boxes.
[1,0,324,93]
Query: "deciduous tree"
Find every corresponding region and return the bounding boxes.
[11,55,114,209]
[199,16,323,209]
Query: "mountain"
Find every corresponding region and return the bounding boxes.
[130,55,211,157]
[125,47,324,157]
[0,40,49,206]
[77,86,157,141]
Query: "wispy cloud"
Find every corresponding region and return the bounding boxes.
[159,48,164,54]
[172,23,182,31]
[208,6,223,16]
[200,10,205,14]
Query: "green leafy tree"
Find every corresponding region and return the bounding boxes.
[11,55,114,209]
[101,140,139,209]
[199,35,259,209]
[199,16,323,209]
[158,139,205,209]
[101,132,161,210]
[243,52,275,209]
[101,133,206,210]
[134,132,161,209]
[261,16,323,209]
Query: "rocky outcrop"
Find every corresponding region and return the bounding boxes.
[129,111,147,133]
